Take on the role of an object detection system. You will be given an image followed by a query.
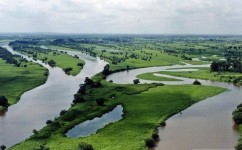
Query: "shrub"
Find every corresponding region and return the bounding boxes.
[0,96,9,107]
[96,98,105,106]
[236,143,242,150]
[133,79,140,84]
[233,109,242,124]
[46,120,53,124]
[193,79,201,85]
[160,121,166,127]
[63,67,73,74]
[77,62,83,67]
[33,129,38,135]
[47,60,56,67]
[145,138,156,148]
[152,133,160,141]
[0,145,6,150]
[73,94,85,104]
[78,142,94,150]
[60,110,67,116]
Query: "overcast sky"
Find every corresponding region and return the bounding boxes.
[0,0,242,34]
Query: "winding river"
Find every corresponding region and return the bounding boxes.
[0,44,107,147]
[107,65,241,150]
[0,43,240,149]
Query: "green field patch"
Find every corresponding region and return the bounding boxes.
[137,72,181,81]
[11,81,225,150]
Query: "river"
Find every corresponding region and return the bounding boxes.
[0,44,107,147]
[0,43,240,149]
[107,65,241,150]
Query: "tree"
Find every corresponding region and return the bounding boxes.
[103,64,110,76]
[63,67,73,74]
[0,96,9,107]
[78,142,94,150]
[193,79,201,85]
[47,60,56,67]
[145,138,156,148]
[133,79,140,84]
[96,98,105,106]
[0,145,6,150]
[210,61,220,72]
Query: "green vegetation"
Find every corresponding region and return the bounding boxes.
[233,103,242,150]
[0,53,47,108]
[159,67,242,84]
[137,72,181,81]
[3,35,242,149]
[12,76,225,150]
[9,42,84,76]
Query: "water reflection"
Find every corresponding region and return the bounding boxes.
[66,105,123,138]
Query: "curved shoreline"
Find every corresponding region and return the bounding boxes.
[0,44,107,147]
[107,65,240,150]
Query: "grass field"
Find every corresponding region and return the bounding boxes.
[159,68,242,83]
[11,80,225,150]
[19,49,84,76]
[34,51,84,76]
[136,72,181,81]
[0,59,47,107]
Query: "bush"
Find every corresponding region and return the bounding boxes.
[133,79,140,84]
[160,121,166,127]
[63,67,73,74]
[46,120,53,124]
[145,138,156,148]
[33,129,38,135]
[77,62,83,67]
[193,79,201,85]
[233,109,242,124]
[236,143,242,150]
[0,96,9,107]
[78,142,94,150]
[60,110,67,116]
[96,98,105,106]
[73,94,85,104]
[152,133,160,141]
[0,145,6,150]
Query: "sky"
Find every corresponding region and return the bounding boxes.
[0,0,242,34]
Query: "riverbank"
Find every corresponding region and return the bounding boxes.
[10,42,85,76]
[11,74,225,149]
[0,49,47,110]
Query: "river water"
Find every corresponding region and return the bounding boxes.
[0,43,240,149]
[0,44,107,147]
[107,65,241,150]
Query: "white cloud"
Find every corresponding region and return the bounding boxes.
[0,0,242,34]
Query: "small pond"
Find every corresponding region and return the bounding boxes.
[66,105,123,138]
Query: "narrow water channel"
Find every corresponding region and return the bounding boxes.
[0,43,240,149]
[107,65,241,150]
[0,44,107,147]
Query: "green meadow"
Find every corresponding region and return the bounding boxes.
[12,80,225,150]
[0,59,47,108]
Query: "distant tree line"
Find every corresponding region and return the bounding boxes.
[0,47,25,67]
[211,50,242,72]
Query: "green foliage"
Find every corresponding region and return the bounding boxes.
[193,79,201,85]
[0,58,47,106]
[133,79,140,84]
[145,138,156,148]
[11,82,225,150]
[137,72,181,81]
[78,142,94,150]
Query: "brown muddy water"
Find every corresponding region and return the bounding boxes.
[107,65,241,150]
